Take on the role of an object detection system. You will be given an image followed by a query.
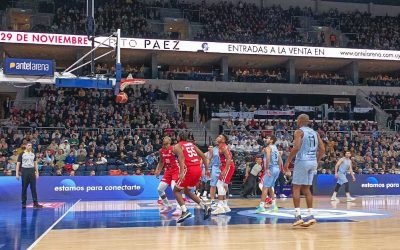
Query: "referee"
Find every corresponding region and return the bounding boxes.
[16,142,43,209]
[241,155,263,198]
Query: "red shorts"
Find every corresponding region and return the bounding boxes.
[161,168,179,186]
[219,163,235,184]
[176,165,202,188]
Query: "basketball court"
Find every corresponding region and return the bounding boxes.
[1,196,399,249]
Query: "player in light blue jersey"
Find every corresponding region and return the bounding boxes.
[198,146,213,200]
[331,151,356,202]
[209,145,221,208]
[284,114,325,227]
[256,135,282,213]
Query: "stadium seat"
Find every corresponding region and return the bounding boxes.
[107,165,117,170]
[75,170,84,176]
[84,171,92,176]
[97,171,107,176]
[108,158,117,164]
[118,165,127,172]
[97,165,107,171]
[42,165,53,172]
[85,165,96,172]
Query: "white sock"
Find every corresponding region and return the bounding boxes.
[202,191,207,196]
[176,204,181,210]
[223,200,228,206]
[260,202,265,207]
[199,201,206,209]
[346,193,351,198]
[218,200,224,207]
[308,208,313,215]
[295,208,301,216]
[332,192,337,198]
[181,205,187,212]
[162,198,170,206]
[272,200,276,207]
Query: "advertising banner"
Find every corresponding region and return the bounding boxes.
[314,174,400,196]
[254,110,295,116]
[212,112,254,119]
[0,176,173,201]
[4,57,54,76]
[353,107,374,113]
[1,31,400,61]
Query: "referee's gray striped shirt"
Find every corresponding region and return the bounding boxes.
[18,151,36,168]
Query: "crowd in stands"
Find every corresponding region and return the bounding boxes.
[364,75,400,87]
[222,118,400,174]
[0,84,187,176]
[231,68,288,83]
[95,63,151,79]
[369,92,400,110]
[340,12,400,50]
[50,0,163,38]
[158,66,222,82]
[6,0,396,51]
[368,92,400,131]
[300,71,351,85]
[194,3,307,45]
[209,101,292,114]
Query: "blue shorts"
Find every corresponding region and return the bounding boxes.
[337,172,348,185]
[210,168,221,187]
[263,167,280,188]
[293,161,317,185]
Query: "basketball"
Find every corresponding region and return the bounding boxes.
[116,92,128,103]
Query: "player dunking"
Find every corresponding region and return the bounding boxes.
[173,133,212,223]
[155,136,180,214]
[284,114,325,227]
[331,151,356,202]
[212,134,235,215]
[256,135,282,213]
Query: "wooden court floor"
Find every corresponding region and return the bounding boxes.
[33,196,400,250]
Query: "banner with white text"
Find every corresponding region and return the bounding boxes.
[0,176,173,201]
[1,31,400,61]
[314,174,400,195]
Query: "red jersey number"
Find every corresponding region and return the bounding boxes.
[185,146,198,157]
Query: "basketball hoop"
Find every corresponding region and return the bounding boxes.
[120,78,147,91]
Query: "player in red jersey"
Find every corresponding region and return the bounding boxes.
[212,134,236,215]
[173,132,212,223]
[155,136,180,214]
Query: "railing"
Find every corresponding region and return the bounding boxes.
[383,109,400,131]
[358,88,390,129]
